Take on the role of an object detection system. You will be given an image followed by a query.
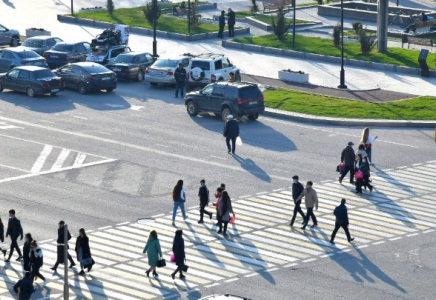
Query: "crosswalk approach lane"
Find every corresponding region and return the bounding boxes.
[1,161,436,299]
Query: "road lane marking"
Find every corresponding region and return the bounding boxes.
[31,145,53,173]
[73,152,87,166]
[0,163,30,173]
[51,148,71,170]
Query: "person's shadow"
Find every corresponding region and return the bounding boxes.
[233,154,271,182]
[2,0,15,8]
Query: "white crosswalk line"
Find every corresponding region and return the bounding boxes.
[73,152,87,166]
[51,148,71,170]
[31,144,53,173]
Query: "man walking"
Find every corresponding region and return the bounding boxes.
[290,175,305,227]
[5,209,23,262]
[339,142,356,184]
[198,179,213,223]
[13,271,35,300]
[227,8,236,37]
[223,115,239,154]
[50,221,76,271]
[330,199,355,244]
[174,63,187,98]
[297,181,318,231]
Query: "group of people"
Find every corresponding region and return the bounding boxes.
[218,8,236,38]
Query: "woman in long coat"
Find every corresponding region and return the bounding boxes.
[29,240,45,282]
[75,228,92,275]
[143,230,162,278]
[171,229,186,280]
[23,233,33,272]
[218,191,235,236]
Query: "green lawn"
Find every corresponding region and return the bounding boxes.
[74,4,218,34]
[233,34,436,69]
[251,15,313,25]
[264,89,436,120]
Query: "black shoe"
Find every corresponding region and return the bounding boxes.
[1,250,6,257]
[215,222,220,226]
[198,220,204,224]
[310,224,317,228]
[232,152,235,154]
[180,274,186,279]
[79,270,85,276]
[289,222,293,227]
[349,238,355,243]
[50,267,57,271]
[88,265,92,272]
[145,270,150,277]
[223,232,228,236]
[300,226,306,231]
[350,181,355,184]
[330,240,335,244]
[16,256,23,261]
[369,186,373,192]
[227,150,231,154]
[153,271,158,277]
[69,262,76,268]
[216,230,222,234]
[339,177,343,184]
[4,259,10,263]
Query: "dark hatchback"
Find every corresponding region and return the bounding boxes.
[54,62,117,94]
[106,51,155,81]
[185,81,265,121]
[43,41,92,68]
[21,36,63,55]
[0,66,65,97]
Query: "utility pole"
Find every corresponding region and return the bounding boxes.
[63,224,69,300]
[71,0,74,15]
[292,0,296,49]
[152,0,158,57]
[188,0,191,35]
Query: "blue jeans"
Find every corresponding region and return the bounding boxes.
[175,82,185,97]
[172,201,186,221]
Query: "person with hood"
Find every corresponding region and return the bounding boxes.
[297,181,319,231]
[75,228,92,275]
[360,127,377,164]
[29,240,45,282]
[143,230,162,278]
[13,271,35,300]
[290,175,306,227]
[22,233,33,272]
[218,10,226,38]
[223,115,239,154]
[170,229,186,280]
[339,142,356,184]
[172,179,188,226]
[330,199,355,244]
[217,191,235,236]
[5,209,23,262]
[198,179,212,224]
[51,220,76,272]
[355,154,373,193]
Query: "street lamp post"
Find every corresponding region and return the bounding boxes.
[188,0,191,35]
[338,0,347,89]
[152,0,158,58]
[71,0,74,15]
[292,0,296,49]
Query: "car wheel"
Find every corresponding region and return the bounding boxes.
[136,70,144,82]
[10,37,19,47]
[186,101,199,116]
[150,82,158,87]
[218,77,224,81]
[248,113,259,121]
[78,83,87,94]
[50,92,58,97]
[27,87,35,97]
[221,107,232,122]
[106,88,114,92]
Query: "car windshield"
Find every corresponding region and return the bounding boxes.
[91,48,108,56]
[190,60,210,71]
[17,51,40,58]
[154,59,178,68]
[52,44,73,52]
[113,54,134,63]
[239,87,262,99]
[34,69,55,79]
[22,39,44,48]
[83,64,109,73]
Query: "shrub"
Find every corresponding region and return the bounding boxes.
[250,0,259,13]
[106,0,115,16]
[188,4,201,30]
[352,21,362,34]
[333,23,341,47]
[142,0,162,25]
[272,7,291,41]
[359,30,376,55]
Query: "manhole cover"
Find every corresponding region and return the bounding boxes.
[137,217,155,224]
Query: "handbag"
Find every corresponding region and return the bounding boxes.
[182,264,189,272]
[170,254,175,263]
[81,257,94,268]
[157,258,166,268]
[355,170,364,179]
[230,215,236,224]
[336,162,345,173]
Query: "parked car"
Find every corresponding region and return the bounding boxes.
[106,51,155,81]
[0,66,65,97]
[43,41,92,68]
[0,47,48,73]
[186,53,239,91]
[184,81,265,121]
[144,56,191,86]
[85,45,131,65]
[199,295,251,300]
[0,24,20,47]
[21,36,63,55]
[54,62,117,94]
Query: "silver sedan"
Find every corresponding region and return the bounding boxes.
[144,56,191,86]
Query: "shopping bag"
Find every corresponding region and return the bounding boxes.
[170,254,175,263]
[236,136,242,146]
[355,170,364,179]
[230,215,236,224]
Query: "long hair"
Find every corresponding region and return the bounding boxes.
[172,180,183,201]
[150,230,158,240]
[79,228,87,239]
[25,233,33,242]
[361,127,369,144]
[221,191,230,213]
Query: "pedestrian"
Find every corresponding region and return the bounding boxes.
[289,175,305,227]
[213,187,224,226]
[143,230,162,278]
[355,143,367,159]
[360,127,377,164]
[223,115,239,154]
[22,233,33,272]
[5,209,23,262]
[172,179,188,226]
[227,8,236,37]
[297,181,318,231]
[13,271,35,300]
[198,179,212,224]
[218,10,226,38]
[174,63,187,98]
[355,154,373,193]
[0,217,6,257]
[170,229,186,280]
[217,191,235,236]
[51,220,76,272]
[29,240,45,283]
[339,142,356,184]
[330,199,355,244]
[228,72,236,82]
[75,228,92,275]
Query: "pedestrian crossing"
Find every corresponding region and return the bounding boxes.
[1,160,436,299]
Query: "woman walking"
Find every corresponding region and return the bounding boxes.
[23,233,33,272]
[355,154,372,193]
[171,229,186,280]
[172,180,187,226]
[29,240,45,283]
[143,230,162,278]
[360,127,377,164]
[217,191,235,236]
[75,228,92,275]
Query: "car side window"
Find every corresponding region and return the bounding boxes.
[47,39,56,47]
[145,54,153,62]
[223,87,237,98]
[222,58,230,68]
[212,86,225,96]
[76,44,86,53]
[18,70,29,79]
[83,43,92,52]
[8,69,20,78]
[54,38,63,43]
[3,51,14,59]
[110,48,123,58]
[182,58,190,67]
[202,85,213,96]
[0,25,5,32]
[72,66,83,74]
[137,55,146,63]
[214,60,223,70]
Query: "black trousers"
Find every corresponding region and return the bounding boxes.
[53,252,75,269]
[31,265,45,281]
[290,200,305,226]
[302,207,317,228]
[9,237,22,258]
[218,25,225,38]
[228,24,235,37]
[226,137,236,153]
[199,202,212,221]
[330,221,351,242]
[340,165,355,183]
[218,221,229,234]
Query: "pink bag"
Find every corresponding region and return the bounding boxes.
[230,215,236,224]
[355,170,364,179]
[170,254,175,262]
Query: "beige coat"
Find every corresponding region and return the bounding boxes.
[297,187,318,208]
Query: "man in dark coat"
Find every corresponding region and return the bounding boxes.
[339,142,356,184]
[330,199,354,244]
[50,220,76,271]
[13,271,35,300]
[5,209,23,262]
[218,10,226,38]
[174,63,187,98]
[198,179,213,223]
[290,175,306,227]
[223,115,239,154]
[227,8,236,37]
[0,218,6,257]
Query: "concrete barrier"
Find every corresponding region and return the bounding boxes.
[78,18,95,27]
[372,62,395,72]
[263,46,283,56]
[245,17,272,31]
[283,49,305,58]
[305,52,326,62]
[347,58,370,68]
[243,44,262,53]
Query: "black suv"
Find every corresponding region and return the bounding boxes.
[184,82,265,121]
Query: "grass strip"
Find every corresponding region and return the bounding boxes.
[251,15,313,25]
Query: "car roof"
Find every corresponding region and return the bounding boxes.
[193,53,225,60]
[117,51,151,56]
[12,66,49,71]
[158,56,192,60]
[4,46,38,53]
[213,81,259,89]
[54,41,87,46]
[68,62,105,68]
[25,36,60,40]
